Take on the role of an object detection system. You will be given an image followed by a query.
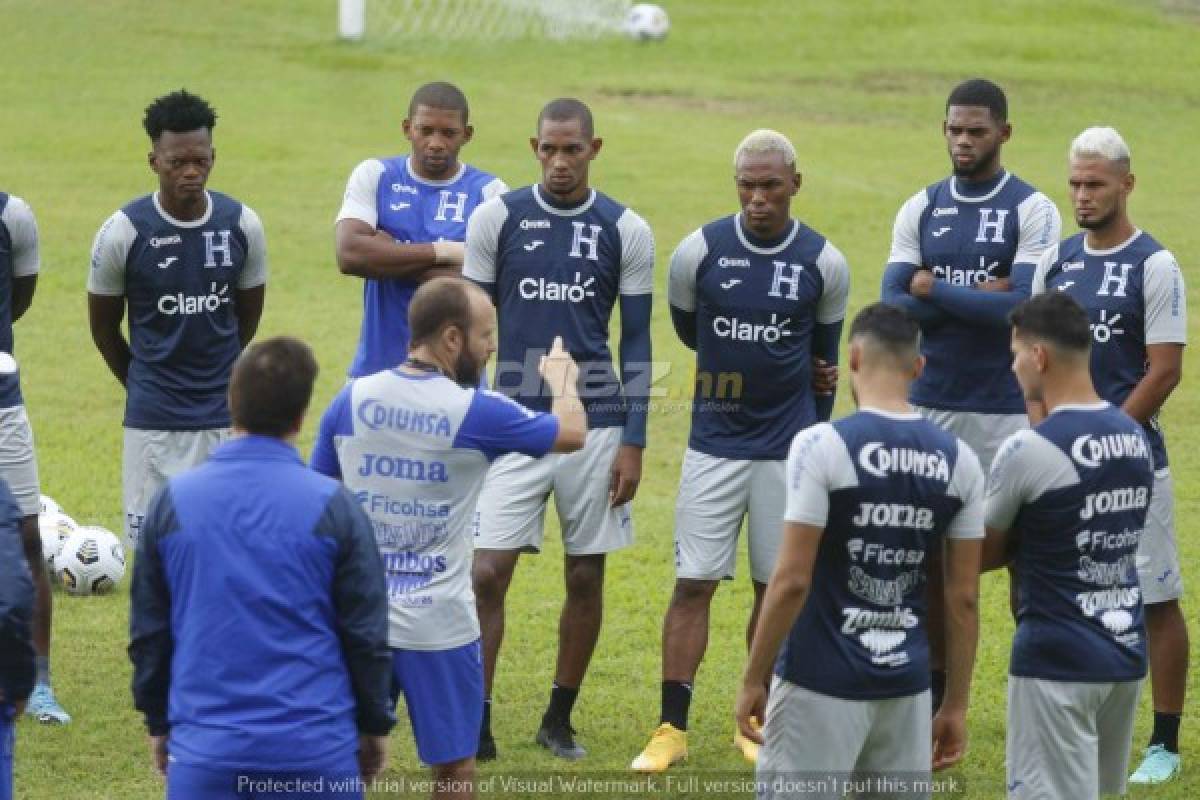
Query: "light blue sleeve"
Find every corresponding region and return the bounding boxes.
[453,389,560,461]
[310,384,355,479]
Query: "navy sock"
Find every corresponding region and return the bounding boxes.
[546,684,579,724]
[660,680,693,731]
[36,656,50,686]
[1150,711,1182,754]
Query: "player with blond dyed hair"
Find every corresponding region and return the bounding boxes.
[1033,125,1189,786]
[632,128,849,772]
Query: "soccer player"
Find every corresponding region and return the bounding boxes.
[736,303,984,797]
[1,192,66,724]
[130,337,393,799]
[311,278,585,799]
[984,292,1155,799]
[1032,126,1188,786]
[632,129,849,772]
[464,98,654,760]
[336,81,507,377]
[88,89,267,551]
[880,78,1060,707]
[1,478,34,800]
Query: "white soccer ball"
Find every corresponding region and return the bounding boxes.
[38,510,78,572]
[55,526,126,596]
[624,3,669,41]
[39,494,61,516]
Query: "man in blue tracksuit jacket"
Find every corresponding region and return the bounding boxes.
[129,336,394,800]
[0,478,34,800]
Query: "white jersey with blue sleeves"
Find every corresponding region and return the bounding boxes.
[311,369,557,650]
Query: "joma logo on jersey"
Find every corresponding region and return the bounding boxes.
[858,443,950,481]
[712,313,790,343]
[357,454,449,483]
[157,282,229,315]
[519,273,596,303]
[390,184,418,195]
[1070,433,1149,468]
[520,219,551,230]
[717,257,751,268]
[202,230,233,268]
[933,257,998,286]
[850,503,935,531]
[1079,487,1150,521]
[149,234,182,248]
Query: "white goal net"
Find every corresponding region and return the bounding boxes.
[339,0,633,42]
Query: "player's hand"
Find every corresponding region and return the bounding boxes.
[734,683,767,745]
[609,444,643,507]
[358,734,388,781]
[975,276,1011,293]
[931,707,967,771]
[432,240,466,266]
[538,336,580,398]
[909,269,936,298]
[149,734,168,776]
[812,357,838,395]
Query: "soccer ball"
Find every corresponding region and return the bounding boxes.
[55,526,126,596]
[39,494,61,516]
[38,510,78,572]
[624,3,669,41]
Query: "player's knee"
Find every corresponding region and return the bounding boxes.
[472,556,513,601]
[564,555,605,597]
[671,577,719,608]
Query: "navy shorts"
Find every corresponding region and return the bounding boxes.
[392,640,484,766]
[166,758,362,799]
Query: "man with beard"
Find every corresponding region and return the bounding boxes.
[880,79,1060,709]
[311,277,585,799]
[1033,127,1188,786]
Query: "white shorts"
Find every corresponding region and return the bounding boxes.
[123,427,229,549]
[0,405,39,517]
[758,677,932,800]
[914,406,1027,474]
[1006,675,1140,800]
[472,426,632,556]
[673,449,785,584]
[1138,469,1182,604]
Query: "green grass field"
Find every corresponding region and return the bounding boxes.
[4,0,1200,796]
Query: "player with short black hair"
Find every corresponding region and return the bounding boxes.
[986,291,1155,798]
[1033,126,1188,786]
[88,88,268,553]
[632,128,848,772]
[142,89,217,141]
[880,78,1061,709]
[336,81,506,378]
[465,97,654,761]
[736,302,984,794]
